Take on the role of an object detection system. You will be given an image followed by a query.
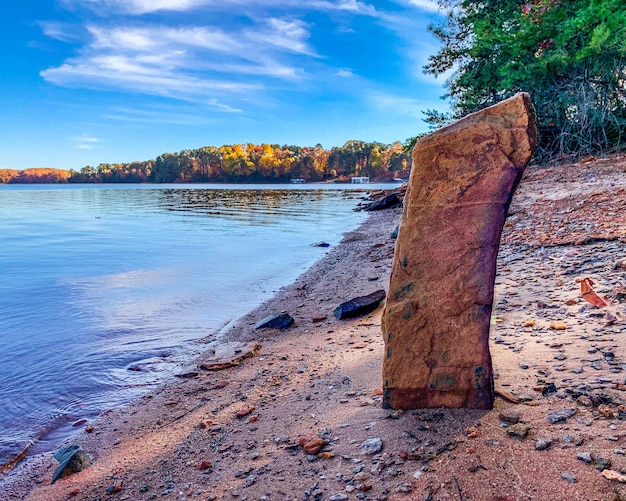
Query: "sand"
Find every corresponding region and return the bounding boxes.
[1,155,625,501]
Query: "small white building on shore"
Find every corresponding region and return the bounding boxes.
[351,176,370,184]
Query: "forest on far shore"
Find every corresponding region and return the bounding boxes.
[0,140,411,184]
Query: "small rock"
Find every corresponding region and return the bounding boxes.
[550,321,568,330]
[312,241,330,247]
[334,290,386,320]
[236,406,255,418]
[329,495,349,501]
[303,438,326,455]
[360,438,383,455]
[499,409,520,425]
[506,423,531,440]
[51,445,92,484]
[365,193,401,211]
[535,437,554,451]
[593,457,611,472]
[576,452,592,463]
[254,313,294,331]
[547,408,577,424]
[603,469,626,482]
[106,480,123,493]
[561,471,577,483]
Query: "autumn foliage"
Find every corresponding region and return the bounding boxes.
[1,140,411,184]
[0,168,71,184]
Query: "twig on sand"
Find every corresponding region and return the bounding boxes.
[453,476,464,501]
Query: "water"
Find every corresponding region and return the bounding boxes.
[0,183,385,466]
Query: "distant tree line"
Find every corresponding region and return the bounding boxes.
[1,140,412,184]
[0,168,72,184]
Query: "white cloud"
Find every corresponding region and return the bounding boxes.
[61,0,212,15]
[247,18,316,56]
[62,0,383,16]
[40,20,314,105]
[367,91,447,118]
[407,0,440,13]
[39,22,83,42]
[104,105,235,125]
[336,69,354,77]
[72,135,100,149]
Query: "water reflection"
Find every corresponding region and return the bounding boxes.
[0,184,369,467]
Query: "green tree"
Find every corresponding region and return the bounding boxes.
[426,0,626,159]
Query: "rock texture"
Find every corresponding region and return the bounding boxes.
[198,342,261,371]
[382,92,538,409]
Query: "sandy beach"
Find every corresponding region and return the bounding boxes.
[2,156,626,500]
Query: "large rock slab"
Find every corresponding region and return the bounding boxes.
[199,342,261,371]
[382,93,538,409]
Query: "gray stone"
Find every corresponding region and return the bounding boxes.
[254,313,294,331]
[547,408,577,424]
[51,445,91,484]
[499,409,521,425]
[561,471,577,483]
[535,437,554,451]
[365,192,402,211]
[360,437,383,455]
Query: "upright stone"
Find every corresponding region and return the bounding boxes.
[382,93,538,409]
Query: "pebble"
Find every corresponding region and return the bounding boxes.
[329,494,348,501]
[594,457,611,472]
[506,423,531,440]
[603,469,626,483]
[499,409,521,425]
[550,321,568,330]
[360,438,383,455]
[560,471,577,483]
[576,452,592,463]
[535,437,553,451]
[546,408,577,424]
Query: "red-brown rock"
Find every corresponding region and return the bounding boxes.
[302,437,326,455]
[382,93,538,410]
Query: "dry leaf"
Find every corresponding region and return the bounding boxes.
[580,277,609,308]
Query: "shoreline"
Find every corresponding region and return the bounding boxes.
[1,201,404,500]
[3,156,626,500]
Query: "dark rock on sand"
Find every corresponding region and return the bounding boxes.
[51,445,91,484]
[365,193,402,211]
[254,313,294,331]
[334,290,386,320]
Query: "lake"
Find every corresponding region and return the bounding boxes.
[0,182,388,467]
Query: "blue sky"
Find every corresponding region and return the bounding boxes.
[1,0,448,170]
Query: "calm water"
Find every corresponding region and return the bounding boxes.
[0,183,383,466]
